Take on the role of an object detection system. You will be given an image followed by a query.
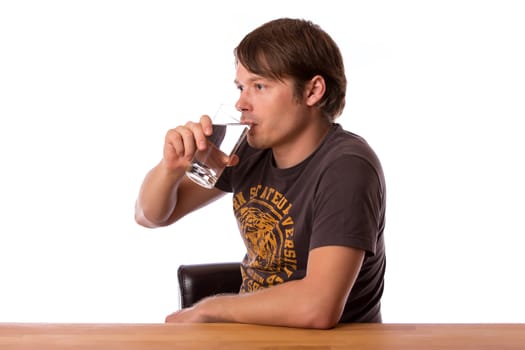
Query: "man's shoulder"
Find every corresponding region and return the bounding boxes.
[315,124,385,179]
[321,124,379,160]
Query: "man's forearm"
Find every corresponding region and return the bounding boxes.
[185,279,341,329]
[135,162,184,227]
[166,247,362,328]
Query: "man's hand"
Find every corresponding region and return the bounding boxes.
[162,115,214,172]
[165,307,203,323]
[165,298,225,323]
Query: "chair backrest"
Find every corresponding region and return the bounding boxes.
[177,262,242,308]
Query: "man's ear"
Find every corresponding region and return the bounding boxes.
[304,75,326,106]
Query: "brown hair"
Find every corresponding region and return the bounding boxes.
[234,18,347,121]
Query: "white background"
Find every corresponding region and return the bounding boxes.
[1,0,524,323]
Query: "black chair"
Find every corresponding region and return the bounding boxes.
[177,262,242,308]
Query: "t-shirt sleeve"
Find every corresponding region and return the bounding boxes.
[215,165,233,193]
[310,155,385,255]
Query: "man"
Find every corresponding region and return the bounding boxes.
[135,18,386,329]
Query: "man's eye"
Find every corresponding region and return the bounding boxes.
[255,84,264,90]
[236,85,244,92]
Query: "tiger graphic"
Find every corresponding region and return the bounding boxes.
[238,206,282,271]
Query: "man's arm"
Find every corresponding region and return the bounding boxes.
[135,115,226,228]
[165,245,365,329]
[135,162,224,228]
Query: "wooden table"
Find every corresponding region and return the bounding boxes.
[0,322,524,349]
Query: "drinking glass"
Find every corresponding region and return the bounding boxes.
[185,104,249,189]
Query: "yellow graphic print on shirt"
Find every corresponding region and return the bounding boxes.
[233,185,297,292]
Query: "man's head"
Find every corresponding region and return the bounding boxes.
[234,18,347,122]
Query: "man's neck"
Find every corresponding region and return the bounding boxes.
[272,119,332,169]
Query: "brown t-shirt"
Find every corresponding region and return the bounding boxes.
[215,123,386,323]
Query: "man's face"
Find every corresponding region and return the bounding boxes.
[234,64,309,151]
